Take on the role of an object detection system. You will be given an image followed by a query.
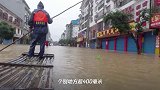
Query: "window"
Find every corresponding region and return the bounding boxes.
[92,30,96,38]
[98,0,104,10]
[104,20,111,29]
[90,9,93,16]
[21,30,23,35]
[82,24,85,29]
[14,27,16,34]
[85,22,88,28]
[119,1,124,7]
[15,18,21,26]
[9,16,13,22]
[90,17,93,23]
[116,0,132,8]
[105,5,111,14]
[97,9,104,20]
[95,0,99,2]
[106,0,110,3]
[18,29,20,34]
[0,9,3,18]
[142,1,147,7]
[97,21,103,31]
[98,3,104,10]
[3,12,8,20]
[14,18,17,24]
[85,14,89,21]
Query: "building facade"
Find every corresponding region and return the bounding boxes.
[78,0,90,47]
[71,19,79,47]
[66,24,72,40]
[79,0,160,55]
[63,19,80,46]
[0,0,31,44]
[71,19,79,39]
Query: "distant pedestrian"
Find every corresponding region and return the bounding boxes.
[45,41,49,47]
[28,1,53,59]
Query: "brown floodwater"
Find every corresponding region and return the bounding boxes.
[0,45,160,90]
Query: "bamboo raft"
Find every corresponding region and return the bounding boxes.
[0,52,54,90]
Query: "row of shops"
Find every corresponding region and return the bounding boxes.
[77,0,160,55]
[77,27,159,55]
[95,31,158,54]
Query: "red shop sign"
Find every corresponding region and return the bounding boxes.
[155,0,160,6]
[150,13,160,28]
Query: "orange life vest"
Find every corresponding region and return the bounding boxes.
[33,10,48,23]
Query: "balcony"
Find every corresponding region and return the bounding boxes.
[79,27,87,32]
[104,5,111,15]
[14,34,22,38]
[114,0,134,9]
[94,9,104,22]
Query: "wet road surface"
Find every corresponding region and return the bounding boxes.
[0,45,160,90]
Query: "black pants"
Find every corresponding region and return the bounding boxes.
[28,33,46,57]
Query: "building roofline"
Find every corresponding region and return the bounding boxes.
[22,0,30,9]
[80,0,87,9]
[0,3,22,21]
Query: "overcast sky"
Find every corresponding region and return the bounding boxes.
[25,0,81,41]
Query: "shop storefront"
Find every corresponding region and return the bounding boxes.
[150,12,160,55]
[89,25,97,49]
[90,39,96,49]
[143,31,156,54]
[117,37,125,51]
[127,36,137,52]
[77,37,84,47]
[97,28,119,50]
[108,38,114,50]
[102,38,106,49]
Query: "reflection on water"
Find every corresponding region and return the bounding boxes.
[0,45,160,90]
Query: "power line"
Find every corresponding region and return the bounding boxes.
[51,1,82,19]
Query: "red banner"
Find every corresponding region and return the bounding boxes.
[155,0,160,6]
[150,13,160,28]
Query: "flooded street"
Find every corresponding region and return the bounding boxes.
[0,45,160,90]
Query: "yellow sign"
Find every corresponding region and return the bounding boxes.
[150,13,160,28]
[97,28,119,38]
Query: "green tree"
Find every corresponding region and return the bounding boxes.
[59,38,78,46]
[0,21,15,41]
[104,10,150,54]
[104,11,131,34]
[59,39,65,45]
[59,39,68,45]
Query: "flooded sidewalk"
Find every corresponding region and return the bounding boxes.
[0,45,30,62]
[0,45,160,90]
